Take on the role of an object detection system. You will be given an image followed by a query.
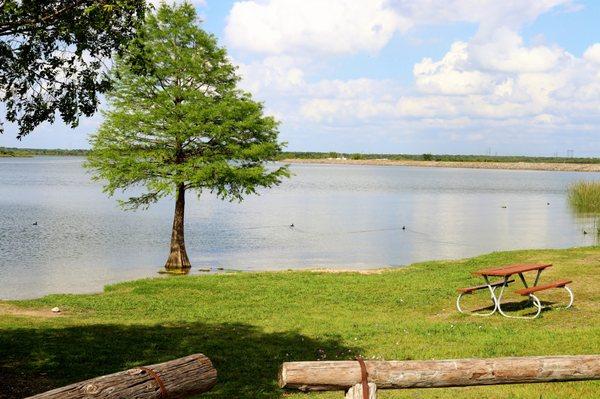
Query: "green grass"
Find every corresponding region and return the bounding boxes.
[1,247,599,398]
[569,181,600,214]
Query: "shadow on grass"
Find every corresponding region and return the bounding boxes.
[0,322,360,398]
[472,299,559,317]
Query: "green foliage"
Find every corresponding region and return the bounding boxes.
[86,3,288,209]
[1,246,599,398]
[422,153,434,161]
[0,0,146,137]
[569,181,600,214]
[0,147,87,157]
[0,147,29,157]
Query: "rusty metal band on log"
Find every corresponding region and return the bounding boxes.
[26,353,217,399]
[137,366,168,398]
[356,356,369,399]
[279,355,600,391]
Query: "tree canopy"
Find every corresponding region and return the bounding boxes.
[86,3,289,270]
[0,0,146,138]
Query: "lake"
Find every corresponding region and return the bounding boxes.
[0,156,598,299]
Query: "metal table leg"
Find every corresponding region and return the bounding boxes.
[456,285,498,316]
[496,274,542,319]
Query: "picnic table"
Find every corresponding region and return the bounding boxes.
[456,263,573,319]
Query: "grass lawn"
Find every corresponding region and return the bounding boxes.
[1,246,599,398]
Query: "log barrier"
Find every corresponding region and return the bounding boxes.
[279,355,600,396]
[27,353,217,399]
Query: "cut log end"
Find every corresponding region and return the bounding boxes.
[277,364,286,389]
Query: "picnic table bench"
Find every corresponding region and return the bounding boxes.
[456,263,574,319]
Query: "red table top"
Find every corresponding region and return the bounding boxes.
[473,263,552,277]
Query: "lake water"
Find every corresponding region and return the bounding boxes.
[1,156,598,299]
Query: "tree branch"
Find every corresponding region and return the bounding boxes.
[0,0,94,35]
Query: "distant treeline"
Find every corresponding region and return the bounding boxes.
[2,147,599,164]
[281,151,600,164]
[0,147,88,157]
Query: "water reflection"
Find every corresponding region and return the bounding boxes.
[571,214,600,243]
[0,157,598,299]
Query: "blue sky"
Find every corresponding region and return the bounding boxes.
[2,0,599,156]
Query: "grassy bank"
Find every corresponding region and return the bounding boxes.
[1,247,599,398]
[569,181,600,213]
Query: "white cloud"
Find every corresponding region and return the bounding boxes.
[225,0,597,150]
[399,0,574,35]
[414,42,496,95]
[236,56,306,93]
[469,28,565,73]
[226,0,408,54]
[583,43,600,64]
[225,0,575,55]
[250,30,600,133]
[301,98,397,123]
[236,58,402,124]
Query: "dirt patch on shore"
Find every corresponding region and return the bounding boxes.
[0,304,62,318]
[307,268,387,274]
[283,158,600,172]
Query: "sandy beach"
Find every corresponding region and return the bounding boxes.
[283,158,600,172]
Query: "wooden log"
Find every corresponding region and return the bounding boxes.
[345,383,377,399]
[27,353,217,399]
[279,355,600,391]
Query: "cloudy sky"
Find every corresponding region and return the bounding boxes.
[2,0,600,156]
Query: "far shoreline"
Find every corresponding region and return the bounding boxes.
[3,152,600,172]
[282,158,600,172]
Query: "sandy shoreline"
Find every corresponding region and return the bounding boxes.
[282,158,600,172]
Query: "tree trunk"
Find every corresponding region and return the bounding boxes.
[165,183,191,271]
[279,355,600,391]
